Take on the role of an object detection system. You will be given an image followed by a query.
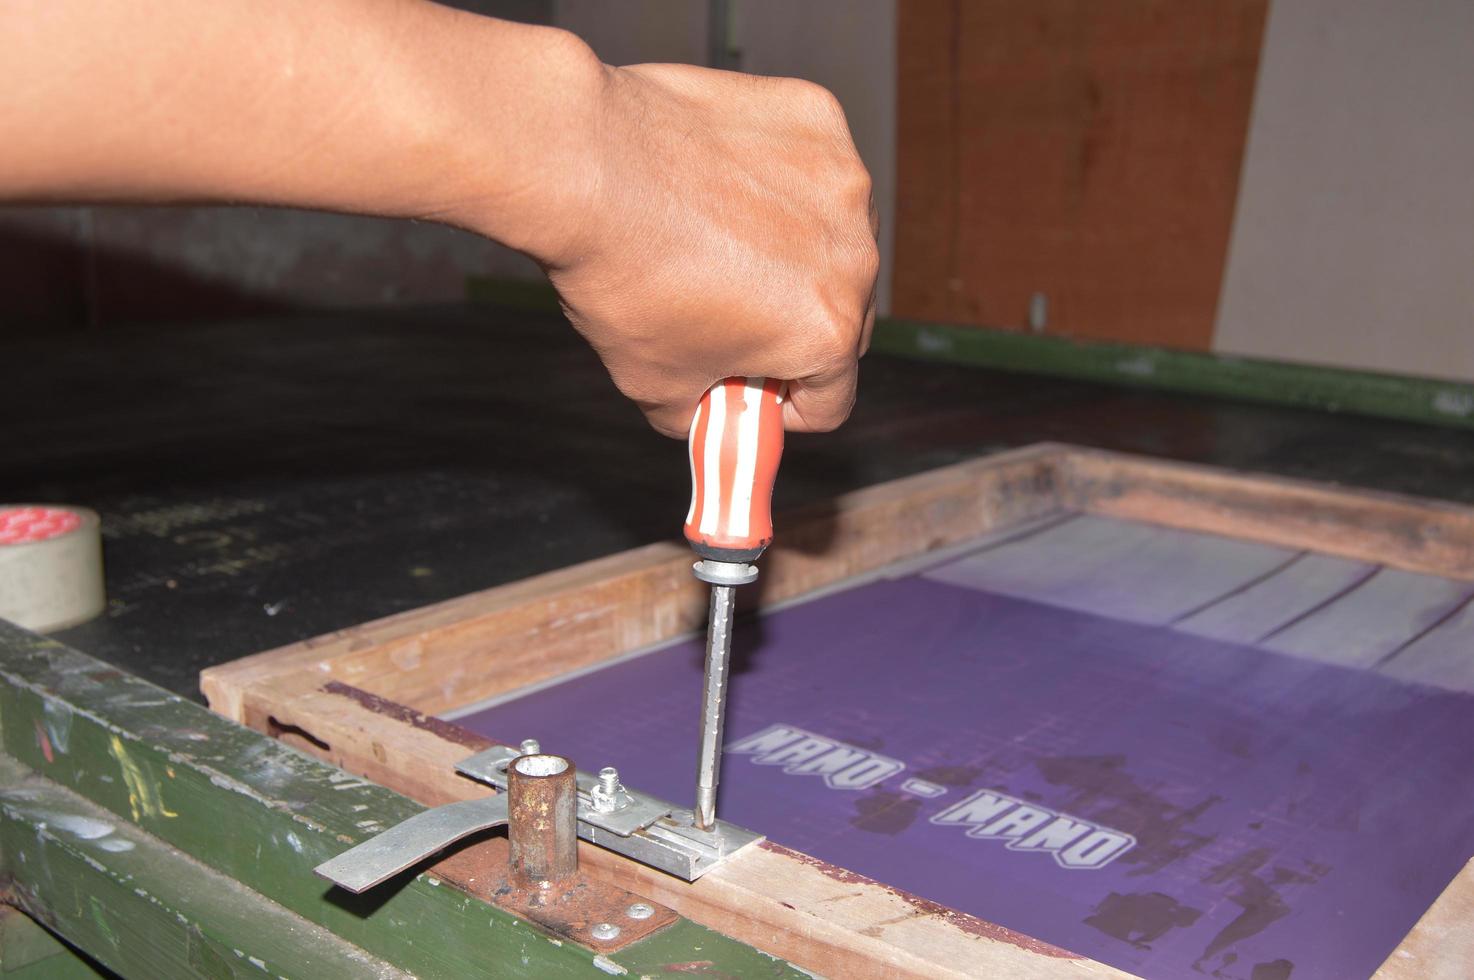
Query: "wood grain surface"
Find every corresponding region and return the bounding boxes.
[894,0,1268,348]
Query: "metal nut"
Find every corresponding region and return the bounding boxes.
[591,922,621,941]
[625,903,654,920]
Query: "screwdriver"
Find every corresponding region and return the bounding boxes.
[684,376,786,831]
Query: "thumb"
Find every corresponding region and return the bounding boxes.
[781,360,858,433]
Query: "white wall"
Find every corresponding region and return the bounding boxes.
[731,1,896,315]
[552,0,705,66]
[1215,0,1474,382]
[553,0,897,314]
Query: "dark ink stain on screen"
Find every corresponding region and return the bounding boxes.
[1202,847,1273,882]
[1203,951,1297,980]
[1250,958,1295,980]
[838,732,887,752]
[851,790,923,835]
[1192,852,1325,969]
[1036,754,1221,875]
[1083,891,1202,948]
[914,764,981,786]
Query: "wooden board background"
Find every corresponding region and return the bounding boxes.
[893,0,1268,348]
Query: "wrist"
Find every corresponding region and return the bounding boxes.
[433,18,608,266]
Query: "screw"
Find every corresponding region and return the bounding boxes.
[591,922,620,942]
[519,738,541,755]
[1028,291,1049,334]
[625,903,654,920]
[591,766,624,813]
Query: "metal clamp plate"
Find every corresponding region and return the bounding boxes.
[316,744,763,893]
[456,745,763,881]
[457,745,669,837]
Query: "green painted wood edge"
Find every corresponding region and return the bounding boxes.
[0,624,807,978]
[1,942,106,980]
[462,273,1474,429]
[0,908,68,973]
[0,908,108,978]
[2,952,105,980]
[2,949,106,980]
[871,318,1474,430]
[610,917,805,978]
[0,753,406,980]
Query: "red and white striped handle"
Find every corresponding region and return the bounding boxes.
[684,377,786,562]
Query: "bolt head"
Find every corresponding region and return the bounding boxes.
[625,903,654,920]
[591,922,621,941]
[519,738,541,755]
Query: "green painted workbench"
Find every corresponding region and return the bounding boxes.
[0,621,805,978]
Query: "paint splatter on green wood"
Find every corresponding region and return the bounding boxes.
[0,754,407,979]
[0,623,810,977]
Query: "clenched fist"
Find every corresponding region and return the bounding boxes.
[538,61,879,438]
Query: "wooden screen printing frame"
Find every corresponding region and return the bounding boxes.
[201,443,1474,979]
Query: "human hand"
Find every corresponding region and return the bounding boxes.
[529,60,880,439]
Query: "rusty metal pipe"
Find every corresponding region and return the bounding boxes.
[507,753,577,903]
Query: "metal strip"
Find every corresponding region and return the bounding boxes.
[315,795,509,893]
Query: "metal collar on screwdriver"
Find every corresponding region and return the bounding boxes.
[692,559,758,587]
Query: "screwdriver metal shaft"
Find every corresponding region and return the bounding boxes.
[695,582,736,830]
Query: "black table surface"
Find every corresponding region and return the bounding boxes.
[6,304,1473,699]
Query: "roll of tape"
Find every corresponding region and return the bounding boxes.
[0,505,106,633]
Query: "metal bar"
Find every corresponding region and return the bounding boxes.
[695,583,736,829]
[314,795,509,894]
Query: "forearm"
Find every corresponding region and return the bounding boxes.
[0,0,600,257]
[5,1,876,436]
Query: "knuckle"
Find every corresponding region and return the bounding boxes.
[809,304,862,361]
[856,237,881,281]
[791,79,846,122]
[808,387,857,432]
[830,235,879,297]
[838,165,873,216]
